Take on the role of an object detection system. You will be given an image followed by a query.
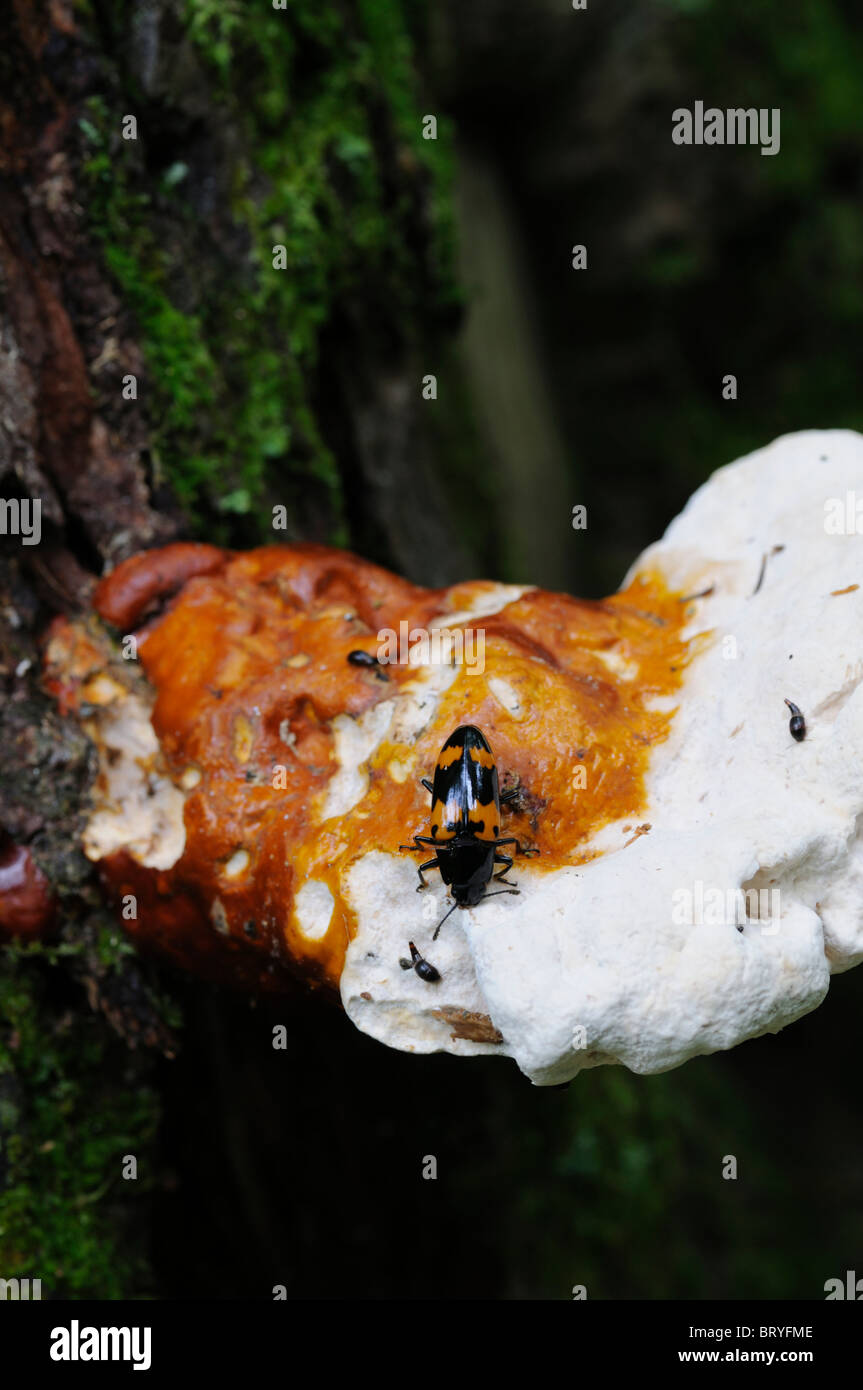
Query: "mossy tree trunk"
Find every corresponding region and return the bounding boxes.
[0,0,482,1297]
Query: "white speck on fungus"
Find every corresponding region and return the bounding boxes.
[294,880,335,942]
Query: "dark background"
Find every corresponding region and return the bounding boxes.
[1,0,862,1299]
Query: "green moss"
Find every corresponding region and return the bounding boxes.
[0,938,164,1298]
[79,0,458,545]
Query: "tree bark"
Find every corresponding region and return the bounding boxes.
[0,0,480,1296]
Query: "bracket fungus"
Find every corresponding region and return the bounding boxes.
[41,431,863,1084]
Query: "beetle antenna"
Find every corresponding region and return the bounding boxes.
[432,900,460,941]
[431,890,519,941]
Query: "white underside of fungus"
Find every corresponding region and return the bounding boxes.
[340,430,863,1084]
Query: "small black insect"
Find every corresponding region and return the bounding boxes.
[784,698,806,742]
[347,649,389,681]
[400,724,535,939]
[399,941,441,983]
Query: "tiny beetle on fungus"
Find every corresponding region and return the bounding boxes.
[399,941,441,983]
[347,649,389,680]
[784,698,806,742]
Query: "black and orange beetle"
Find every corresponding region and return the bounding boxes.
[400,724,533,938]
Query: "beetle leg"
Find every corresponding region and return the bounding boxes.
[421,778,434,795]
[492,853,517,886]
[416,858,440,890]
[398,834,438,852]
[493,836,539,857]
[499,788,519,804]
